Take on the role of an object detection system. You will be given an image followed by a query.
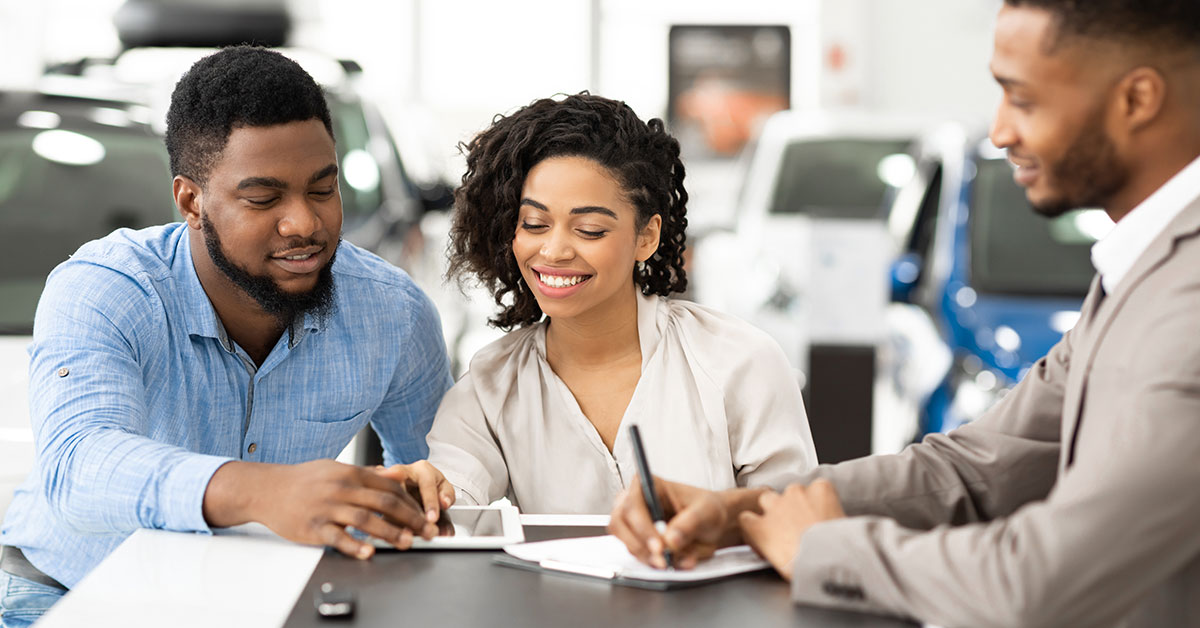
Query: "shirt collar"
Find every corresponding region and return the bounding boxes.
[176,228,326,350]
[1091,153,1200,293]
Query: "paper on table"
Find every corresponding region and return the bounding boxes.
[504,535,769,583]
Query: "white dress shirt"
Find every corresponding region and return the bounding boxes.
[1092,154,1200,293]
[426,291,818,514]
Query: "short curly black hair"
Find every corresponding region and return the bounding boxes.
[165,45,334,185]
[448,92,689,330]
[1004,0,1200,52]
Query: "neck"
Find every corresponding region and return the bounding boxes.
[545,286,642,369]
[189,232,285,365]
[1106,149,1200,222]
[1106,110,1200,223]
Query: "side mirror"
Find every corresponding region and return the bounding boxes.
[890,252,923,303]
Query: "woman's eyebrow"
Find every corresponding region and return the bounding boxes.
[570,206,618,219]
[520,198,618,219]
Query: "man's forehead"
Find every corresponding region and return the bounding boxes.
[991,6,1090,86]
[211,120,336,180]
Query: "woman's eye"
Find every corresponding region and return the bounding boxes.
[520,222,548,231]
[578,229,607,239]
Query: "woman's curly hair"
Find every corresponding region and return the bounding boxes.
[448,92,689,330]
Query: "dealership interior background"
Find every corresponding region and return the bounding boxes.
[0,0,1102,535]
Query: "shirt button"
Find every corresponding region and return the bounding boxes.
[57,367,69,377]
[247,443,257,454]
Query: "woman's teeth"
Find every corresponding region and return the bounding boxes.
[539,273,585,288]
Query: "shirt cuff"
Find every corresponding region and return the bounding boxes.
[160,453,236,534]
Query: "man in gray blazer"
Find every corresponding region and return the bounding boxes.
[610,1,1200,626]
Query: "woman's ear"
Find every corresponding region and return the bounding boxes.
[636,214,662,262]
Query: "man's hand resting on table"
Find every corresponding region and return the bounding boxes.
[739,480,846,580]
[202,459,456,559]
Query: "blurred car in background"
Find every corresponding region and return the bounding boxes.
[691,110,931,373]
[882,123,1112,442]
[689,109,935,462]
[0,88,175,516]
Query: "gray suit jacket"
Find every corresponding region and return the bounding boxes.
[792,198,1200,628]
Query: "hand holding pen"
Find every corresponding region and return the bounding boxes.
[628,424,675,569]
[609,469,736,570]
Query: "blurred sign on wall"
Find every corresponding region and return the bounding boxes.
[667,24,790,158]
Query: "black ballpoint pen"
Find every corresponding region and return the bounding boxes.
[628,424,674,570]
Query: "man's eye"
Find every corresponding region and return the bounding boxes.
[246,197,277,206]
[312,188,335,198]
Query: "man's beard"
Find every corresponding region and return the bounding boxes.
[1030,104,1130,218]
[201,214,338,328]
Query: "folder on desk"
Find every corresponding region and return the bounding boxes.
[493,535,770,590]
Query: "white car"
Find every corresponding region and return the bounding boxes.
[691,109,937,374]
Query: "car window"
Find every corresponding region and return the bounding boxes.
[327,96,384,224]
[0,124,172,333]
[770,138,911,218]
[969,158,1105,297]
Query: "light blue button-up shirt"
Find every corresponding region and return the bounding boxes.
[0,223,452,587]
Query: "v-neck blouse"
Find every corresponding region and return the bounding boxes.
[426,291,817,514]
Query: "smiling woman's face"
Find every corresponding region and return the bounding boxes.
[511,155,660,323]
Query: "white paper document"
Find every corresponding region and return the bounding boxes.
[503,534,769,583]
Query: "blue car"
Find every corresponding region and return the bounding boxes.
[885,124,1112,436]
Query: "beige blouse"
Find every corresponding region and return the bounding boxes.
[426,291,817,514]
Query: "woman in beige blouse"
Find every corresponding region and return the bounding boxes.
[426,93,816,514]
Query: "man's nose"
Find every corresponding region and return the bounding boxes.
[277,195,321,238]
[989,103,1017,150]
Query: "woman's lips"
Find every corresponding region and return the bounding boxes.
[531,267,593,297]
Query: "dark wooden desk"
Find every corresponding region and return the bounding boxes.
[282,526,917,628]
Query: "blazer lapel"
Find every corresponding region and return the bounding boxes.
[1061,199,1200,471]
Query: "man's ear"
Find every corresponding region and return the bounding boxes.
[173,175,203,229]
[1116,66,1167,134]
[636,213,662,263]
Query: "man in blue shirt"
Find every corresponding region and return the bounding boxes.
[0,46,453,626]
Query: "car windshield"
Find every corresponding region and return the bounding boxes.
[0,120,173,334]
[770,138,911,218]
[969,157,1108,297]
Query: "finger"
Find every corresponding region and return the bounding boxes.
[345,487,428,533]
[663,500,718,550]
[608,486,653,565]
[411,463,444,523]
[333,505,406,546]
[758,490,781,512]
[810,479,845,516]
[321,523,375,560]
[673,541,719,570]
[395,528,414,551]
[784,482,807,497]
[622,477,668,567]
[438,475,456,508]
